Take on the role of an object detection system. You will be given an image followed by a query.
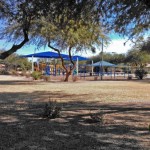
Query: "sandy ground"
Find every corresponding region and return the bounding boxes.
[0,75,150,150]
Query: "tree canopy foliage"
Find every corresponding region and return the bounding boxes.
[0,0,150,59]
[0,1,105,57]
[89,52,126,64]
[101,0,150,41]
[41,0,107,81]
[125,49,150,67]
[140,37,150,53]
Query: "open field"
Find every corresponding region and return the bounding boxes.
[0,75,150,150]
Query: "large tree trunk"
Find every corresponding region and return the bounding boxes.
[48,43,76,82]
[64,70,72,82]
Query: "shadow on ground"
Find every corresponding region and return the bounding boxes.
[0,90,150,150]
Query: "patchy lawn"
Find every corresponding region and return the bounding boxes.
[0,75,150,150]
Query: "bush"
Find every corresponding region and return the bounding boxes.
[134,69,147,80]
[43,100,62,119]
[85,109,105,124]
[31,71,42,80]
[0,70,10,75]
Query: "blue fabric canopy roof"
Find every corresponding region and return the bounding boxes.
[22,51,88,61]
[91,61,116,67]
[22,51,68,59]
[64,55,89,61]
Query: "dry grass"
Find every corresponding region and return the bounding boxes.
[0,75,150,150]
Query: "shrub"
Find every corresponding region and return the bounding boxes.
[43,100,62,119]
[31,71,42,80]
[0,70,10,75]
[86,109,104,124]
[134,69,147,80]
[90,111,104,124]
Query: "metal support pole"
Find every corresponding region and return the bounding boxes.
[114,67,116,79]
[100,38,103,80]
[32,55,34,73]
[92,60,93,76]
[76,57,79,76]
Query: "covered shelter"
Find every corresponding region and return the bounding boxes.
[64,55,89,75]
[87,60,117,79]
[90,60,116,75]
[91,60,116,67]
[22,51,68,73]
[90,61,130,79]
[22,51,69,59]
[22,51,88,75]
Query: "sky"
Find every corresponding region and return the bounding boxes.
[78,37,133,57]
[0,33,133,58]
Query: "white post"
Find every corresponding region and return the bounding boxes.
[101,38,103,80]
[76,57,79,76]
[92,60,93,75]
[32,55,34,73]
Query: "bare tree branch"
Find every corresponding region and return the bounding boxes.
[47,41,68,72]
[68,46,76,71]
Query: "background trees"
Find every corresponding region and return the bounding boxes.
[125,50,150,68]
[0,50,31,72]
[140,37,150,53]
[89,52,126,64]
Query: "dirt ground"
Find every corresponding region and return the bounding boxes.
[0,75,150,150]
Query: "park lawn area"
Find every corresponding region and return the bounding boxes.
[0,75,150,150]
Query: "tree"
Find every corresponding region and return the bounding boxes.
[140,37,150,53]
[0,50,31,71]
[0,0,57,59]
[0,0,32,59]
[89,52,126,64]
[27,0,107,81]
[125,49,150,68]
[100,0,150,41]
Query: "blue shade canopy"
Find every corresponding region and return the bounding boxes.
[65,55,89,61]
[91,61,116,67]
[22,51,89,61]
[73,55,89,61]
[22,51,69,58]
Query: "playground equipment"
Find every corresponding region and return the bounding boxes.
[34,62,64,76]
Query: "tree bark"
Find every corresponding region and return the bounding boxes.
[64,70,71,82]
[0,29,29,59]
[48,42,76,82]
